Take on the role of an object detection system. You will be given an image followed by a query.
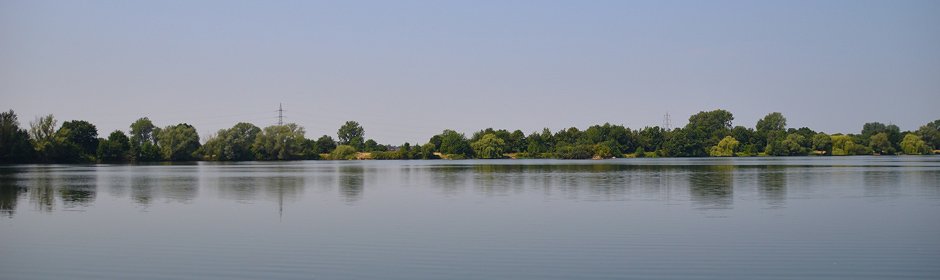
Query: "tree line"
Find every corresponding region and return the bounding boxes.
[0,109,937,163]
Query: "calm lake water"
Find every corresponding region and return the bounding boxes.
[1,157,939,279]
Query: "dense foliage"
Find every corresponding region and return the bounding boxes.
[0,109,936,163]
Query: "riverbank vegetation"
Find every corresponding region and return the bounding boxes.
[1,109,937,163]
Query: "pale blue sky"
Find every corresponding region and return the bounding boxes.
[2,0,938,144]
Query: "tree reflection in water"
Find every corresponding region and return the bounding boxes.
[29,168,56,212]
[0,169,23,217]
[58,174,97,209]
[758,165,787,208]
[429,166,470,196]
[338,165,364,203]
[688,165,734,210]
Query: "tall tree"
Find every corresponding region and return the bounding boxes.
[0,110,36,163]
[756,112,787,132]
[337,121,364,149]
[437,130,472,157]
[157,123,201,161]
[869,132,894,155]
[58,120,99,159]
[129,117,161,161]
[363,139,380,152]
[755,112,787,152]
[29,114,58,162]
[253,123,307,160]
[97,130,130,162]
[860,122,900,149]
[780,133,809,156]
[683,109,734,156]
[507,130,526,153]
[915,119,940,150]
[812,133,833,155]
[315,135,337,154]
[200,122,261,161]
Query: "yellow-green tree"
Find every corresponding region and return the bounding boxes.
[709,136,739,157]
[330,145,357,160]
[831,135,865,156]
[869,132,895,155]
[900,134,929,155]
[470,133,506,159]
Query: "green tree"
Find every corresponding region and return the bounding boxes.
[252,123,307,160]
[731,126,754,147]
[869,132,895,155]
[916,119,940,150]
[637,126,666,152]
[507,130,526,153]
[634,146,646,157]
[330,145,357,160]
[470,133,506,159]
[337,121,364,150]
[97,130,130,162]
[764,130,788,156]
[315,135,337,154]
[157,123,201,161]
[661,128,696,157]
[900,134,929,155]
[419,143,438,159]
[363,139,379,152]
[593,141,619,159]
[554,144,594,159]
[554,127,582,147]
[200,122,261,161]
[756,112,787,132]
[437,130,472,157]
[0,110,36,163]
[781,133,808,156]
[860,122,901,150]
[709,136,739,157]
[58,120,99,159]
[754,112,787,151]
[300,139,321,159]
[129,117,161,161]
[525,130,548,154]
[812,133,833,155]
[683,109,734,156]
[29,114,58,162]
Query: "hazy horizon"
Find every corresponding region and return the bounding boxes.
[2,1,938,144]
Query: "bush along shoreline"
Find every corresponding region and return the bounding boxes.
[1,109,937,164]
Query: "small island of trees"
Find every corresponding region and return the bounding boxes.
[0,109,937,164]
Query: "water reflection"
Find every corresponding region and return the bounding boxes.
[130,171,156,205]
[442,164,695,201]
[757,166,787,208]
[29,169,56,212]
[429,166,470,196]
[863,169,901,198]
[57,174,97,208]
[218,175,260,202]
[0,171,22,217]
[1,159,939,216]
[473,165,525,197]
[263,175,304,203]
[159,174,198,203]
[338,165,364,203]
[688,165,734,210]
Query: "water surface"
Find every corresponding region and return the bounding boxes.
[2,157,939,279]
